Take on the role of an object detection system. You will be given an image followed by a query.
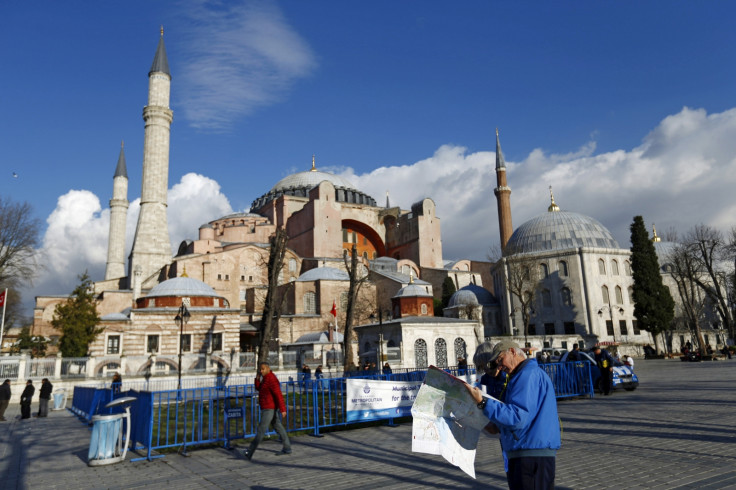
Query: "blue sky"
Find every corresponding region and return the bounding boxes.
[2,1,736,305]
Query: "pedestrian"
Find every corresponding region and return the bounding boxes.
[20,380,35,419]
[466,340,560,489]
[457,357,468,374]
[567,343,581,362]
[473,341,508,401]
[624,355,635,370]
[112,372,123,394]
[301,364,311,392]
[593,345,614,395]
[0,380,11,421]
[243,362,291,460]
[38,378,53,417]
[382,362,392,375]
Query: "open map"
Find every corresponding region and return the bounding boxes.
[411,366,496,479]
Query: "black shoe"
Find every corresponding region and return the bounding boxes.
[275,449,292,456]
[242,449,253,461]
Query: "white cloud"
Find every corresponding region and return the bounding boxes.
[25,173,232,306]
[178,0,317,131]
[340,106,736,260]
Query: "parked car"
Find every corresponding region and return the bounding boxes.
[559,351,639,392]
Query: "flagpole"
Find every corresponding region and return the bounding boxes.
[0,288,7,352]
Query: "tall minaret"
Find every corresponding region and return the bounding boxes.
[105,142,129,280]
[129,28,173,289]
[493,128,513,252]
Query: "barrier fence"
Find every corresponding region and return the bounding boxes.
[70,362,593,461]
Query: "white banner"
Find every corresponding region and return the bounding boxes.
[346,379,422,422]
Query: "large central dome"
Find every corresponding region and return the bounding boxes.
[251,165,377,210]
[506,210,620,254]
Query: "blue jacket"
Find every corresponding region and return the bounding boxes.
[482,358,561,457]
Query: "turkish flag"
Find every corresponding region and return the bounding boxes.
[0,290,6,308]
[330,300,337,317]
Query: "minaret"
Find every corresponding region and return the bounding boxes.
[129,28,174,289]
[105,142,129,280]
[493,128,513,252]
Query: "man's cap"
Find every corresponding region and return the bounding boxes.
[488,340,522,362]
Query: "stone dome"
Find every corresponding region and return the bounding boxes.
[448,284,496,307]
[297,267,349,282]
[251,168,377,210]
[653,240,677,268]
[146,277,219,298]
[506,211,620,254]
[393,283,432,298]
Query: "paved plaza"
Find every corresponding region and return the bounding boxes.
[1,359,735,489]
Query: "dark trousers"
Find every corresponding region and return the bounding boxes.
[0,400,9,420]
[247,409,291,455]
[21,402,31,419]
[507,456,555,490]
[39,398,49,417]
[601,368,613,395]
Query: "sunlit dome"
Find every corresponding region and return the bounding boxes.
[146,277,219,298]
[507,211,620,254]
[448,284,496,307]
[251,160,377,210]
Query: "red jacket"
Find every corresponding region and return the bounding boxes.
[255,371,286,412]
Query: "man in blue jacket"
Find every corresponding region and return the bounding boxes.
[467,340,560,489]
[593,345,615,395]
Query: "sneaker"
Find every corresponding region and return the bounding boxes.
[242,449,253,461]
[275,449,292,456]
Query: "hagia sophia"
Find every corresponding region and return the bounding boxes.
[30,31,725,375]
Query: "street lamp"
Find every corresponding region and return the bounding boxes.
[598,305,624,343]
[174,303,191,391]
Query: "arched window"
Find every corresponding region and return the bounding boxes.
[615,286,624,304]
[540,263,549,278]
[601,285,610,304]
[303,292,316,314]
[435,338,448,368]
[598,259,606,275]
[611,260,619,275]
[340,292,349,311]
[558,260,568,277]
[415,339,428,369]
[289,258,297,273]
[628,286,634,304]
[542,289,552,307]
[624,261,632,276]
[561,287,572,306]
[454,338,467,363]
[420,303,428,315]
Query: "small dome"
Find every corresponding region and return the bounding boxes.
[297,267,349,282]
[507,211,620,254]
[448,284,496,307]
[272,171,359,194]
[653,240,677,267]
[295,331,344,343]
[147,277,219,298]
[393,283,432,298]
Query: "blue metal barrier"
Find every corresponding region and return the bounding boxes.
[71,362,591,461]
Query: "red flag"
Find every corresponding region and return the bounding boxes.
[0,290,6,308]
[330,300,337,317]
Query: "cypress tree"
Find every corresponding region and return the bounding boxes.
[54,272,102,357]
[630,216,675,354]
[441,277,457,310]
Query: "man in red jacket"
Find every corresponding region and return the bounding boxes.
[243,362,291,460]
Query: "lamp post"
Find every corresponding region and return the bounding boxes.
[598,305,624,344]
[174,303,190,391]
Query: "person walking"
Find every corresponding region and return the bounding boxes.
[0,380,11,421]
[467,341,560,489]
[38,378,53,417]
[20,380,35,419]
[243,362,291,460]
[593,345,615,395]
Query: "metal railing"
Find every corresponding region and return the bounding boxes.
[70,363,591,461]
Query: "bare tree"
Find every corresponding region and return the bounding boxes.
[682,225,734,341]
[257,228,292,368]
[0,196,41,288]
[501,251,543,346]
[342,245,370,369]
[668,244,708,354]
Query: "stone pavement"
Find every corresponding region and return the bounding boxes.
[1,359,735,489]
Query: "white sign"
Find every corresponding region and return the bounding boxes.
[345,379,422,422]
